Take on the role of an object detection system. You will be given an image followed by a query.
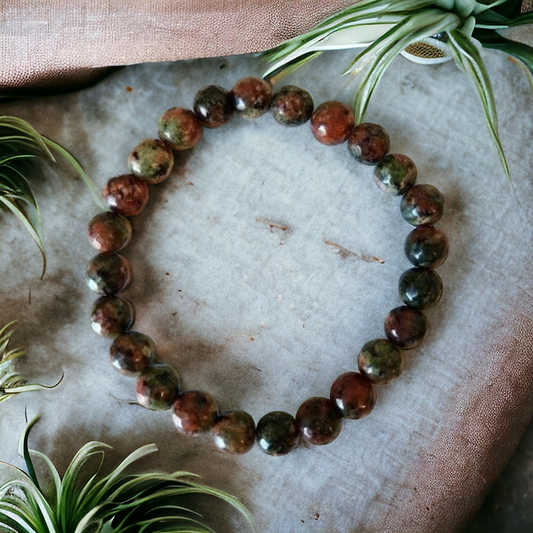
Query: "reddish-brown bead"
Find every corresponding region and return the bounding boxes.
[270,85,314,127]
[87,212,132,253]
[211,410,256,454]
[330,372,377,419]
[172,391,219,436]
[348,123,391,164]
[110,331,156,376]
[310,101,354,146]
[231,76,272,119]
[296,397,342,445]
[158,107,202,150]
[384,306,428,349]
[103,174,149,216]
[193,85,234,128]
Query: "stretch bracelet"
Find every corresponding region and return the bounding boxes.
[85,76,448,456]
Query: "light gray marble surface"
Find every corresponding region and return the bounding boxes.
[1,49,532,532]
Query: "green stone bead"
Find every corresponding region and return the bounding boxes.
[400,184,444,226]
[211,410,256,454]
[374,153,417,195]
[90,295,135,338]
[136,364,181,410]
[110,331,155,376]
[85,252,131,295]
[399,267,443,309]
[404,225,449,268]
[158,108,203,151]
[128,138,174,184]
[296,397,342,445]
[256,411,299,456]
[357,339,404,385]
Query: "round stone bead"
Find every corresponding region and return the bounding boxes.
[128,138,174,184]
[256,411,299,456]
[87,212,132,253]
[231,76,272,119]
[109,331,155,376]
[193,85,234,128]
[90,295,135,338]
[310,101,354,145]
[211,410,256,454]
[404,225,449,268]
[172,391,219,436]
[374,154,417,195]
[400,184,445,226]
[330,372,376,419]
[348,123,390,164]
[85,252,131,295]
[158,108,202,150]
[295,397,342,445]
[357,339,404,385]
[384,306,428,350]
[270,85,314,127]
[399,267,443,309]
[103,174,149,216]
[136,364,181,411]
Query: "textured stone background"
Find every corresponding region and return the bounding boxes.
[0,49,532,532]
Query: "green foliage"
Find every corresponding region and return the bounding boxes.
[0,416,255,533]
[263,0,533,180]
[0,117,104,278]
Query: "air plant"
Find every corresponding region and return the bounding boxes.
[0,116,104,278]
[263,0,533,180]
[0,416,254,533]
[0,321,58,404]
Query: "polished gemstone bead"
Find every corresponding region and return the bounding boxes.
[357,339,404,385]
[400,184,445,226]
[103,174,149,216]
[270,85,314,127]
[87,212,132,253]
[399,267,443,309]
[384,306,428,349]
[158,107,202,150]
[90,295,135,338]
[231,76,272,119]
[330,372,376,419]
[172,391,219,436]
[211,410,256,454]
[296,397,342,445]
[136,363,181,411]
[310,101,354,145]
[128,138,174,184]
[404,225,449,268]
[85,252,131,295]
[193,85,234,128]
[109,331,155,376]
[256,411,299,456]
[374,154,417,195]
[347,123,390,164]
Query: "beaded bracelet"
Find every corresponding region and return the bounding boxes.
[86,77,448,457]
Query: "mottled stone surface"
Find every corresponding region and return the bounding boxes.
[103,174,149,216]
[399,267,443,309]
[310,101,354,145]
[231,76,272,119]
[172,390,219,436]
[193,85,234,128]
[330,372,377,419]
[374,153,417,195]
[128,138,174,184]
[358,339,404,385]
[256,411,299,456]
[158,107,203,150]
[270,85,314,127]
[404,225,449,268]
[135,363,181,410]
[211,410,256,454]
[109,331,155,376]
[85,252,131,295]
[400,184,445,226]
[347,123,390,165]
[384,306,428,350]
[90,295,135,338]
[296,397,342,445]
[87,211,132,253]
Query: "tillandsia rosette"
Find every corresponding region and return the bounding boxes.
[263,0,533,180]
[0,416,254,533]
